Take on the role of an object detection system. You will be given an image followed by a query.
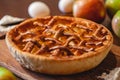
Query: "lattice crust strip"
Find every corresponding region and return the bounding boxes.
[13,16,111,57]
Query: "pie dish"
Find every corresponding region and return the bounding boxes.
[6,16,113,75]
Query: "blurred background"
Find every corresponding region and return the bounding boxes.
[0,0,60,18]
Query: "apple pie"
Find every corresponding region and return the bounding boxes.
[6,16,113,75]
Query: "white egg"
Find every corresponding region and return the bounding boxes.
[28,1,50,17]
[58,0,74,13]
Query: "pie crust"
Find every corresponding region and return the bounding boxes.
[6,16,113,75]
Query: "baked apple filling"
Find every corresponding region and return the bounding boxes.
[12,16,111,57]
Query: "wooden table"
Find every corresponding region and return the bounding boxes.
[0,0,120,80]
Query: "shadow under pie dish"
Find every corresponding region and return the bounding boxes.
[5,16,113,75]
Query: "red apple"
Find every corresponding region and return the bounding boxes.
[73,0,106,23]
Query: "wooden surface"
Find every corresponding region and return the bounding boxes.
[0,0,120,80]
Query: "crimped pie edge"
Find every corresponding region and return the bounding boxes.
[5,16,113,75]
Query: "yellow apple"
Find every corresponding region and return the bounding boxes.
[0,66,16,80]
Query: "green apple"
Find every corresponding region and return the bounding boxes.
[105,0,120,18]
[112,10,120,38]
[0,66,16,80]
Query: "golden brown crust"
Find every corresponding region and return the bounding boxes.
[5,16,113,75]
